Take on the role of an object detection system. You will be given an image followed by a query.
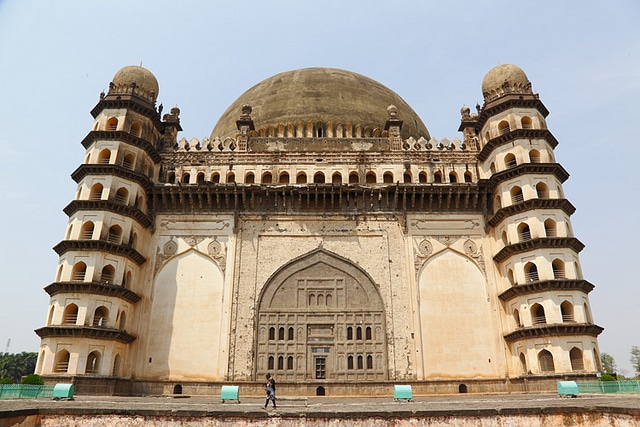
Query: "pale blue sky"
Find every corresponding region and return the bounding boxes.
[0,1,638,375]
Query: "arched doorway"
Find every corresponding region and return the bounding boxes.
[255,249,388,382]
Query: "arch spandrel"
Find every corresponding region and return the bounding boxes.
[259,249,383,311]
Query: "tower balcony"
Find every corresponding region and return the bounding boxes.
[71,164,153,191]
[503,323,603,344]
[498,279,595,302]
[63,200,152,229]
[488,163,569,186]
[35,325,136,344]
[81,130,162,163]
[493,237,584,263]
[45,281,141,304]
[53,240,146,265]
[477,128,558,162]
[488,198,575,227]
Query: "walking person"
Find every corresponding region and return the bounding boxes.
[264,373,277,410]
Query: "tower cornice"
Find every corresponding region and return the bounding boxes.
[488,163,569,186]
[91,96,159,122]
[477,128,559,162]
[475,95,549,132]
[53,240,147,265]
[488,198,576,227]
[45,281,141,303]
[35,326,136,344]
[71,164,154,192]
[498,279,595,301]
[503,324,603,343]
[63,200,152,229]
[81,131,162,163]
[493,237,584,263]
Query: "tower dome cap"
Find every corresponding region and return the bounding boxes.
[481,64,532,102]
[111,65,159,103]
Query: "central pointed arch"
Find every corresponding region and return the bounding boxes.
[255,248,388,382]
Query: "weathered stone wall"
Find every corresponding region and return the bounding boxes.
[6,413,640,427]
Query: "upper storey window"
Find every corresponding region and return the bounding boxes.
[114,187,129,205]
[365,172,376,184]
[498,120,510,135]
[80,221,95,240]
[71,262,87,282]
[122,153,135,170]
[89,183,104,201]
[510,186,524,204]
[536,182,549,199]
[544,219,557,237]
[129,122,142,138]
[106,117,118,131]
[276,172,288,184]
[529,149,541,163]
[521,116,533,129]
[98,149,111,165]
[504,153,517,169]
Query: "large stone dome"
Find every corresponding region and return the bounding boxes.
[211,68,430,140]
[111,65,159,103]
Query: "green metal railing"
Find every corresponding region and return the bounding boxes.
[578,380,640,394]
[0,384,55,399]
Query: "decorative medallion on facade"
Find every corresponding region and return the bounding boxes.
[463,238,486,275]
[207,236,227,274]
[414,238,433,271]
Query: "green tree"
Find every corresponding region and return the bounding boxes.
[20,374,44,385]
[0,352,37,383]
[631,346,640,377]
[600,352,617,375]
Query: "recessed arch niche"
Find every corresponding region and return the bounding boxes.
[146,249,225,380]
[417,249,502,379]
[255,248,388,381]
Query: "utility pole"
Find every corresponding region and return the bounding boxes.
[4,338,10,354]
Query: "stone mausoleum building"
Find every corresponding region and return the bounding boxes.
[35,64,603,395]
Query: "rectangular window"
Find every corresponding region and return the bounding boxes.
[315,357,326,379]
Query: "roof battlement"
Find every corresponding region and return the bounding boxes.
[170,135,468,154]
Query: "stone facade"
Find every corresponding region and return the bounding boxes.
[34,65,602,395]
